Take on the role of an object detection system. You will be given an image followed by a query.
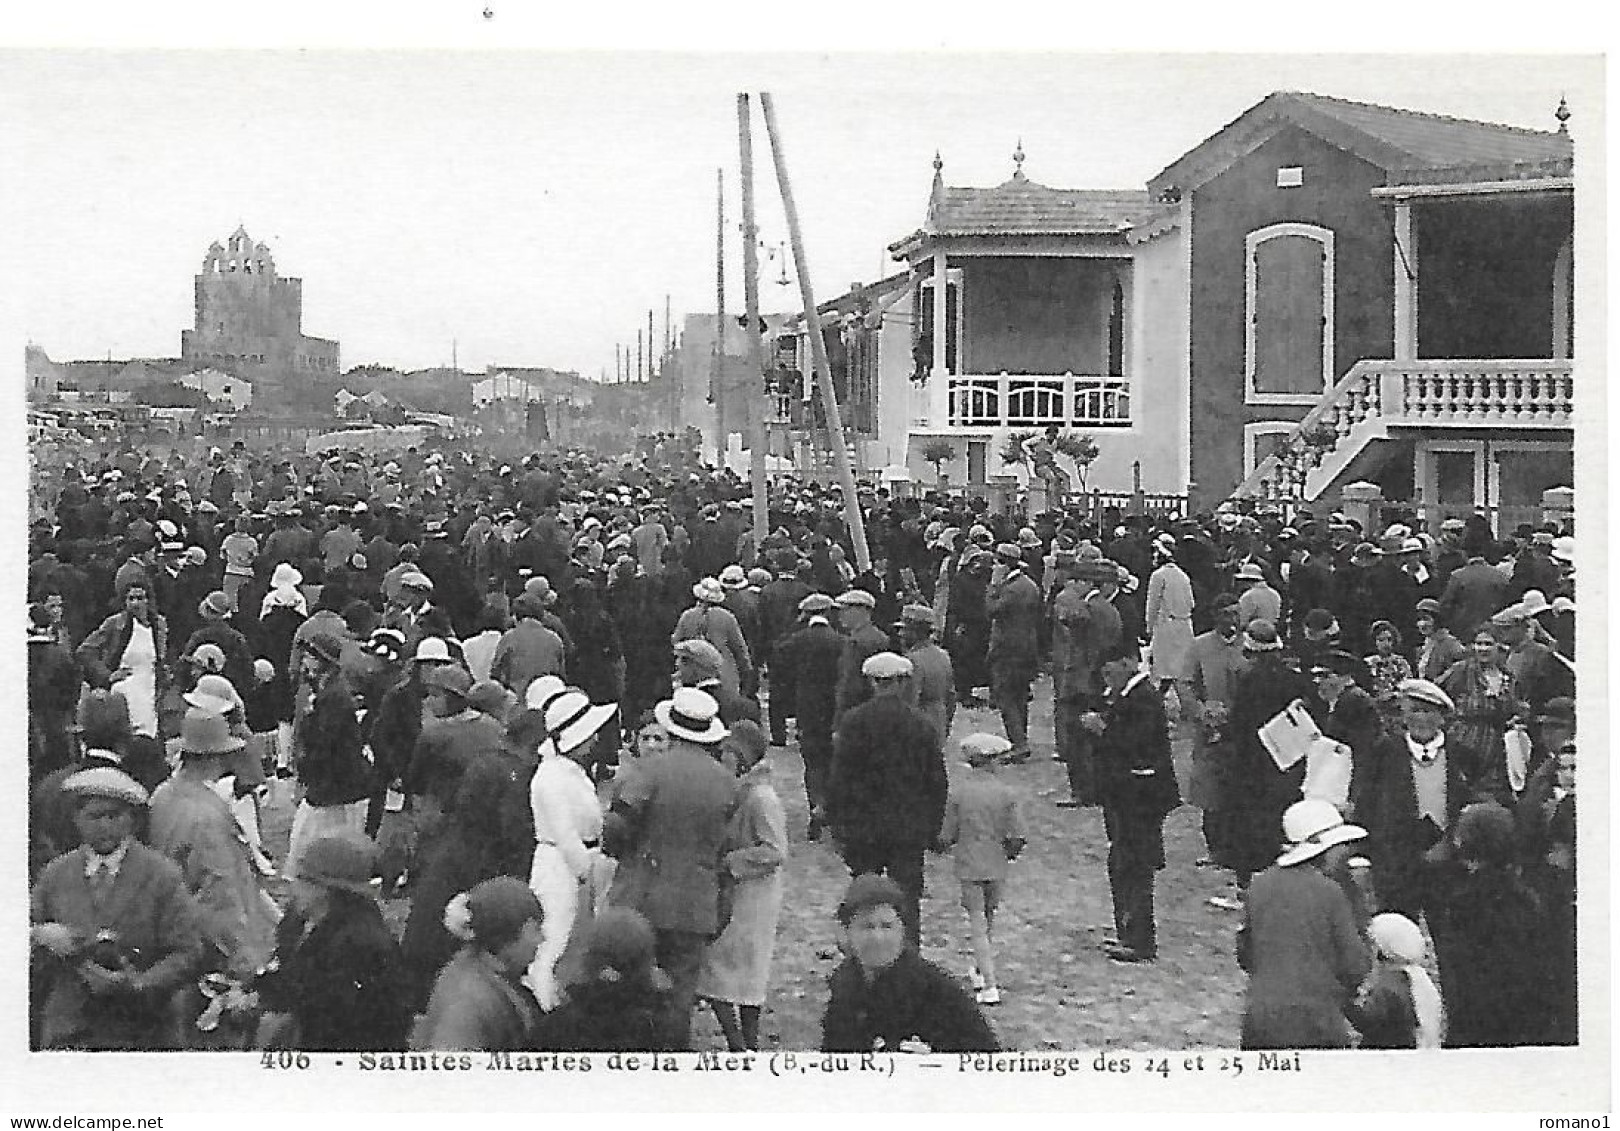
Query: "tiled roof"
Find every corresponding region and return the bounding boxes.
[1150,91,1573,196]
[930,175,1157,236]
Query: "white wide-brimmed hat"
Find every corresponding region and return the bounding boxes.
[654,687,728,745]
[692,577,726,604]
[530,686,618,760]
[1277,799,1366,867]
[523,674,568,711]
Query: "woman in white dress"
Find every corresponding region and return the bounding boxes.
[75,583,169,791]
[525,685,617,1011]
[696,719,787,1052]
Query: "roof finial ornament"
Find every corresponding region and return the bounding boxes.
[933,150,943,173]
[1013,137,1026,180]
[1555,94,1571,134]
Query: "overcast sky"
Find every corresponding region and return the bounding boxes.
[1,50,1599,378]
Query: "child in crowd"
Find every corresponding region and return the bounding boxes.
[820,874,998,1053]
[936,733,1025,1006]
[1348,912,1443,1049]
[242,658,286,781]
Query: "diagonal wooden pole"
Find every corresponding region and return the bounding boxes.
[759,91,870,571]
[737,93,769,546]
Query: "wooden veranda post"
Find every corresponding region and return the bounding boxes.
[759,91,870,570]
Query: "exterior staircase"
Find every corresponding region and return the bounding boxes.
[1236,358,1574,502]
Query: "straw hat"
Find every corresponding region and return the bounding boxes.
[532,686,618,759]
[692,577,726,604]
[719,565,748,589]
[654,687,727,745]
[523,674,568,711]
[1277,800,1366,867]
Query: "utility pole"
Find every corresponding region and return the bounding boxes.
[636,330,643,389]
[760,92,869,569]
[647,309,655,382]
[713,166,727,465]
[737,93,769,544]
[664,295,672,372]
[615,343,622,385]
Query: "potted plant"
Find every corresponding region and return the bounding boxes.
[920,437,956,485]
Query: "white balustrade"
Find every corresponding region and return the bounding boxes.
[1237,359,1572,501]
[941,371,1131,429]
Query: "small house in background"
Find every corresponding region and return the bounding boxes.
[176,367,252,412]
[883,145,1190,495]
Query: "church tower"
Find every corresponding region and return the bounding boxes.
[179,226,340,405]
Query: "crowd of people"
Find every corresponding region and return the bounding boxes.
[26,434,1579,1053]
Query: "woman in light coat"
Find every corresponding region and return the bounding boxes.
[696,720,786,1052]
[526,685,616,1011]
[1145,538,1195,689]
[671,578,751,699]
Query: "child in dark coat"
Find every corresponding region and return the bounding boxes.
[820,874,998,1053]
[1347,912,1443,1049]
[536,908,675,1051]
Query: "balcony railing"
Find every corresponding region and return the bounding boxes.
[946,372,1130,429]
[1237,358,1574,501]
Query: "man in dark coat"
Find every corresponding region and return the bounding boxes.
[826,653,948,948]
[1438,552,1510,639]
[776,593,845,839]
[831,588,890,726]
[1310,651,1385,818]
[673,638,760,728]
[947,550,991,707]
[986,544,1043,761]
[1359,678,1478,921]
[1283,537,1335,643]
[755,552,812,745]
[1222,621,1314,902]
[1050,558,1123,807]
[1508,532,1562,602]
[603,687,739,1050]
[1084,653,1182,962]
